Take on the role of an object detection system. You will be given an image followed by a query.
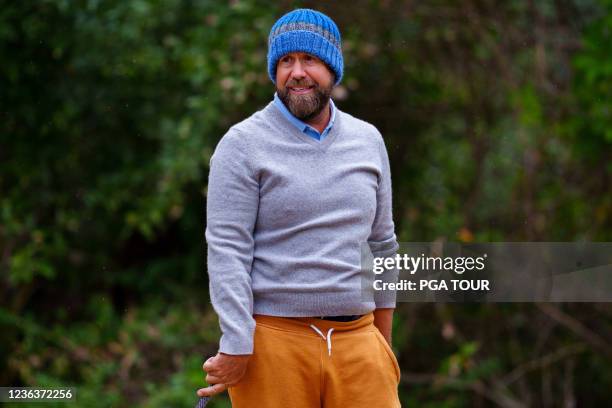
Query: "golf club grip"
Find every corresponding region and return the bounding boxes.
[195,396,211,407]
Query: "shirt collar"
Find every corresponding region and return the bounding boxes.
[273,92,336,139]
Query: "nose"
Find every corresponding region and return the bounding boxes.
[290,59,306,80]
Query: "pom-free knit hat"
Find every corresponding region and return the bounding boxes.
[267,9,343,85]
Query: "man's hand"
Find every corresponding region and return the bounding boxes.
[196,352,251,397]
[373,308,394,346]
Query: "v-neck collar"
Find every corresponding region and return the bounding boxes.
[267,101,341,151]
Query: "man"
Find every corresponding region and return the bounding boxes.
[199,8,401,407]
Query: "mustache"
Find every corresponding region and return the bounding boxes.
[285,79,317,88]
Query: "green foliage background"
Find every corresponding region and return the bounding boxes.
[1,0,610,406]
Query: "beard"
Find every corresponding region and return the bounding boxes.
[277,78,333,121]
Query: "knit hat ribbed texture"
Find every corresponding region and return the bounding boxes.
[267,9,343,85]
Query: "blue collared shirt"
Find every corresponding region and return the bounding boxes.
[273,93,336,141]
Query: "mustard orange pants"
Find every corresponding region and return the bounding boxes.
[227,312,401,407]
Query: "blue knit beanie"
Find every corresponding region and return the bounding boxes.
[267,9,343,85]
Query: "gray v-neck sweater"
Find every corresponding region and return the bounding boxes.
[206,101,399,354]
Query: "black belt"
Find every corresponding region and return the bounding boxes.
[318,315,363,322]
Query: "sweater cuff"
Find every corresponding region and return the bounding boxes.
[368,236,399,258]
[369,236,400,308]
[219,330,255,355]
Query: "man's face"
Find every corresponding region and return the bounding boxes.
[275,52,334,121]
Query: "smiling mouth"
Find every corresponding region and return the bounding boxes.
[288,86,315,94]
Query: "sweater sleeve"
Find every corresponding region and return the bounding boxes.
[205,129,259,355]
[368,133,399,308]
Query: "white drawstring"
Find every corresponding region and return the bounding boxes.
[310,325,335,356]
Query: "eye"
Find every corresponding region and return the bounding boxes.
[280,55,293,64]
[305,54,322,66]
